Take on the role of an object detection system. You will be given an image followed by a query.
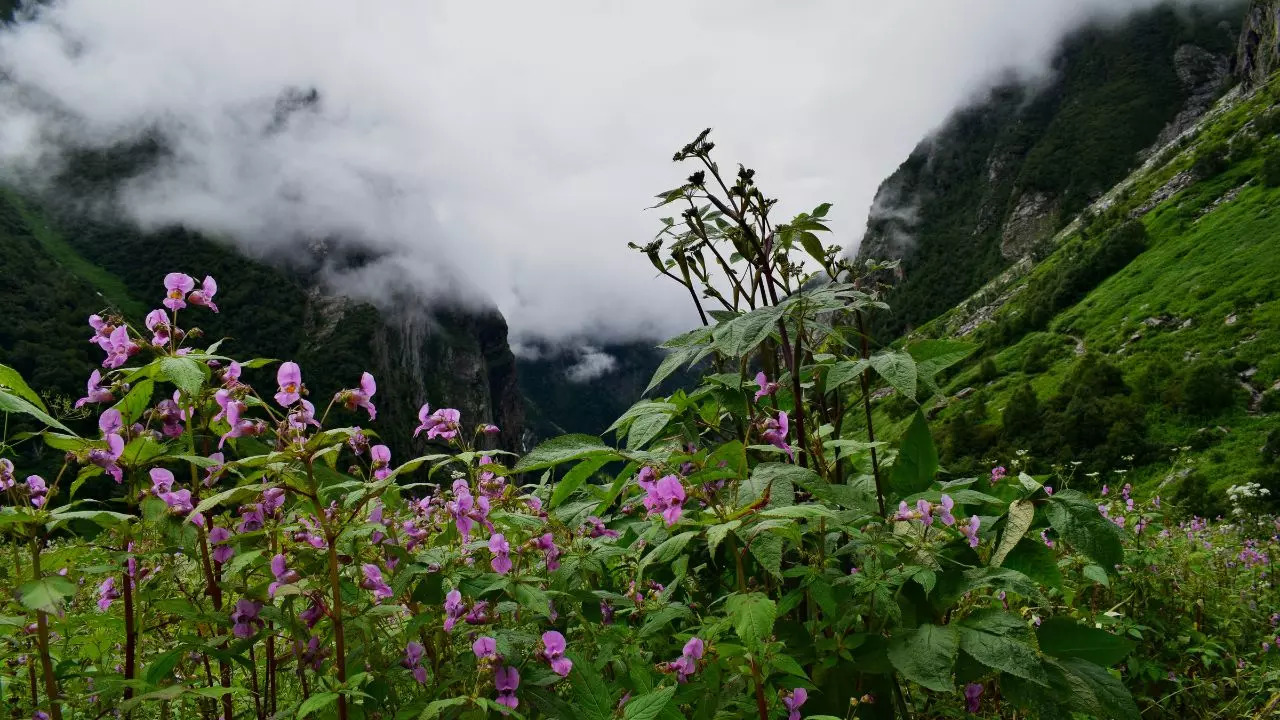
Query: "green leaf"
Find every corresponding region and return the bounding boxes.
[824,359,870,395]
[870,351,917,401]
[46,509,134,532]
[1044,490,1123,569]
[992,499,1035,567]
[515,435,620,473]
[959,567,1044,601]
[738,462,808,509]
[159,356,205,396]
[799,232,827,265]
[1036,618,1134,667]
[1057,657,1140,720]
[1082,564,1110,587]
[1002,539,1063,590]
[297,691,340,718]
[958,610,1046,685]
[627,411,672,451]
[887,624,958,692]
[889,411,937,495]
[746,531,783,577]
[418,697,468,719]
[113,379,154,425]
[758,504,837,521]
[639,532,698,574]
[622,686,676,720]
[18,575,77,613]
[144,647,186,686]
[0,363,46,411]
[0,389,74,434]
[712,304,785,358]
[705,519,741,556]
[908,339,976,376]
[550,455,611,509]
[644,347,700,396]
[725,592,776,648]
[568,655,615,720]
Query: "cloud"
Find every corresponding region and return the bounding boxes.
[0,0,1231,344]
[564,347,618,383]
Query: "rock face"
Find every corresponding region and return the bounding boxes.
[856,3,1242,337]
[1238,0,1280,87]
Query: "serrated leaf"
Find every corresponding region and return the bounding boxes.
[824,359,870,395]
[18,575,77,613]
[515,435,620,473]
[1044,490,1123,570]
[568,655,615,720]
[418,697,468,719]
[889,411,937,495]
[705,520,741,556]
[627,411,672,451]
[113,379,154,425]
[297,691,340,719]
[0,363,46,411]
[958,610,1046,685]
[639,532,698,574]
[159,356,205,396]
[887,624,958,692]
[746,531,783,577]
[1082,564,1110,587]
[992,500,1034,567]
[712,304,785,358]
[870,351,917,401]
[1002,539,1063,590]
[1057,657,1140,720]
[623,685,675,720]
[726,592,776,648]
[644,347,700,396]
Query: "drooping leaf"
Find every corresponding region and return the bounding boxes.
[297,691,340,719]
[639,532,698,574]
[1036,618,1134,667]
[887,624,958,692]
[992,500,1035,567]
[550,455,612,509]
[711,304,785,358]
[0,389,74,434]
[0,363,46,411]
[515,435,620,473]
[568,655,615,720]
[870,351,917,401]
[644,347,701,396]
[889,411,937,495]
[627,411,672,451]
[824,359,870,395]
[1044,490,1123,570]
[705,519,741,556]
[1056,657,1140,720]
[958,610,1046,685]
[1002,539,1063,590]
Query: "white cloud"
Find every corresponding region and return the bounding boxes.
[0,0,1228,344]
[564,347,618,383]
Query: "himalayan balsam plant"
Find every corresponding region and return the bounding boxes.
[0,131,1153,719]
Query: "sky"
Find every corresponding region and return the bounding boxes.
[0,0,1227,352]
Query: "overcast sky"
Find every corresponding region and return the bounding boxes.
[0,0,1223,349]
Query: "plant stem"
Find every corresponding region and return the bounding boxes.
[30,539,62,720]
[855,311,885,515]
[308,459,348,720]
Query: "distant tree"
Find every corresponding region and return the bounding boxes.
[1002,382,1042,439]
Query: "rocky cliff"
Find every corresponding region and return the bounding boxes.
[857,2,1242,337]
[1239,0,1280,86]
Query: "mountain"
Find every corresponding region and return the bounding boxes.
[854,0,1280,508]
[0,186,524,458]
[859,2,1245,336]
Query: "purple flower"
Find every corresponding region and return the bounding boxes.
[75,370,114,408]
[990,466,1007,486]
[287,399,321,433]
[371,444,393,480]
[404,641,426,669]
[938,494,956,526]
[754,371,779,401]
[480,424,500,435]
[600,600,615,625]
[101,326,140,369]
[585,516,619,539]
[416,407,461,441]
[89,409,126,484]
[236,505,265,533]
[268,554,300,598]
[337,372,377,420]
[465,600,493,625]
[964,682,983,713]
[274,362,303,407]
[654,475,687,526]
[959,516,981,548]
[218,399,264,448]
[187,275,219,312]
[541,630,573,676]
[300,601,324,629]
[1041,529,1055,549]
[444,589,465,631]
[26,475,47,508]
[230,599,262,638]
[262,487,285,516]
[145,308,174,346]
[154,397,185,438]
[360,564,394,603]
[0,458,13,490]
[221,362,242,389]
[448,486,477,538]
[490,533,512,575]
[666,637,705,683]
[534,533,561,571]
[1101,484,1109,497]
[208,526,234,564]
[494,666,520,710]
[1044,486,1054,496]
[97,577,119,612]
[163,273,195,311]
[783,688,808,720]
[761,411,793,459]
[917,499,935,527]
[473,636,498,659]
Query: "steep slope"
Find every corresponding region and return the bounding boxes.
[870,18,1280,508]
[0,191,524,455]
[858,2,1244,336]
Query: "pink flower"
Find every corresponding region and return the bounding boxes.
[473,636,498,660]
[444,589,465,631]
[425,408,462,441]
[783,688,808,720]
[959,516,981,548]
[268,554,300,598]
[208,526,234,564]
[490,533,512,575]
[494,666,520,710]
[101,326,139,369]
[360,564,394,603]
[230,598,262,638]
[274,362,303,407]
[917,499,935,527]
[370,444,392,480]
[26,475,47,508]
[0,459,13,490]
[187,275,219,312]
[761,411,793,459]
[75,370,114,408]
[218,399,264,448]
[990,466,1007,486]
[144,309,174,346]
[163,273,195,311]
[754,371,779,401]
[540,630,573,676]
[654,475,687,526]
[336,372,377,420]
[938,494,956,526]
[666,637,705,682]
[534,533,561,571]
[97,577,119,612]
[89,409,126,484]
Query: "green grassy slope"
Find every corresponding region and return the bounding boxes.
[897,78,1280,505]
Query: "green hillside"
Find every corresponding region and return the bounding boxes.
[884,74,1280,508]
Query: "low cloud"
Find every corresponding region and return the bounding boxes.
[564,347,618,383]
[0,0,1231,344]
